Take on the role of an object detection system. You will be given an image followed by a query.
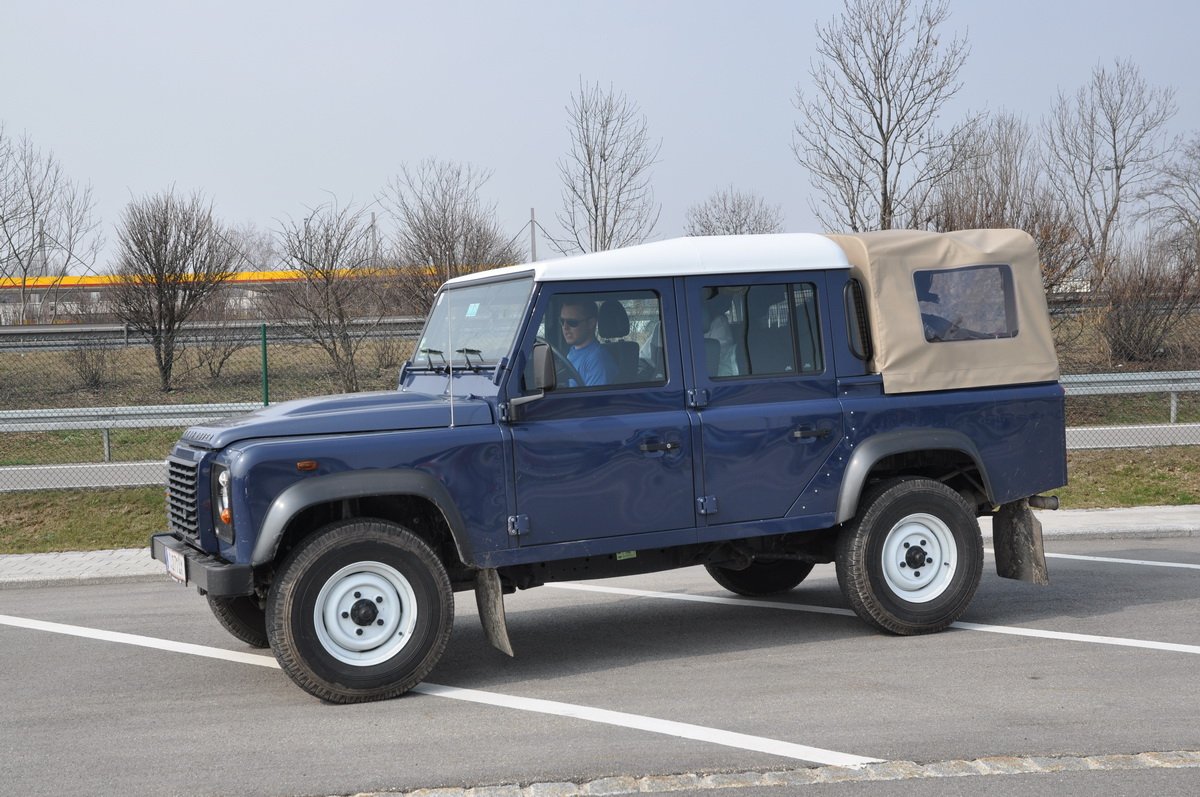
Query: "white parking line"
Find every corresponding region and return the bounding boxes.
[0,613,880,768]
[1043,552,1200,570]
[985,548,1200,571]
[414,683,881,766]
[547,583,1200,655]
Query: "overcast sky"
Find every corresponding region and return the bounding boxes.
[2,0,1197,271]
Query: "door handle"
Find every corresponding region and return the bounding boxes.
[639,440,680,453]
[791,427,832,440]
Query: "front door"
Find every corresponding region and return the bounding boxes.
[507,280,696,546]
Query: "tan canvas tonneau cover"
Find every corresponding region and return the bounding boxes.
[826,229,1059,394]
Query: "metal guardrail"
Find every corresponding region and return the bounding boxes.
[0,402,260,462]
[1061,371,1200,423]
[0,402,261,432]
[1,371,1197,491]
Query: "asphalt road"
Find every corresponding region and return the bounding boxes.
[1,537,1199,796]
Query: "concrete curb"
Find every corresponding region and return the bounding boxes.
[2,506,1197,589]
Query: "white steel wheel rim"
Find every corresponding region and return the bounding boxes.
[314,561,419,667]
[880,513,958,604]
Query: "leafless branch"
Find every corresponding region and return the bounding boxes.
[793,0,977,231]
[110,189,237,391]
[1043,58,1177,287]
[266,201,391,393]
[684,186,784,236]
[555,79,661,253]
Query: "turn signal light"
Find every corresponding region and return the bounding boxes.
[296,460,319,472]
[220,508,233,524]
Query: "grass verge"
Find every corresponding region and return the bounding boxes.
[0,448,1197,555]
[0,486,164,554]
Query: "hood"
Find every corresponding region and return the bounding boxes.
[180,390,494,450]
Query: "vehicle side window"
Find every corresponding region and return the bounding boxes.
[844,277,873,361]
[528,290,666,390]
[703,282,824,378]
[914,265,1018,342]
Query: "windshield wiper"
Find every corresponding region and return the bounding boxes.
[411,348,450,373]
[456,348,485,372]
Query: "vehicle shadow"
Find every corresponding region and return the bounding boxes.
[434,578,863,689]
[432,550,1200,690]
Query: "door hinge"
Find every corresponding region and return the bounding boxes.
[498,402,511,422]
[687,388,709,409]
[697,496,719,516]
[507,514,530,536]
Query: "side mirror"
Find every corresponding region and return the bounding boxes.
[508,342,556,420]
[527,341,557,392]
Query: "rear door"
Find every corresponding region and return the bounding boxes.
[683,273,843,526]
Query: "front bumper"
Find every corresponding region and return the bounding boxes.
[150,533,254,597]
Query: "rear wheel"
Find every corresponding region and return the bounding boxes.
[206,594,268,648]
[836,478,983,635]
[266,519,453,703]
[705,560,815,596]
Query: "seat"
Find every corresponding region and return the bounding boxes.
[598,300,639,383]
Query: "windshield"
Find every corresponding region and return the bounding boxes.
[412,276,534,370]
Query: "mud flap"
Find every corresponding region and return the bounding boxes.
[992,499,1050,585]
[474,567,514,656]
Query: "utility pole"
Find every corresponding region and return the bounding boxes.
[530,208,537,262]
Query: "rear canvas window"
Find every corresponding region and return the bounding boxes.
[914,265,1018,343]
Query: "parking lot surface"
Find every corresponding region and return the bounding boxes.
[1,536,1198,796]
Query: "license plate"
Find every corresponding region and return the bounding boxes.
[165,547,187,584]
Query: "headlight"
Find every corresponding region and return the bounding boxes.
[211,464,235,544]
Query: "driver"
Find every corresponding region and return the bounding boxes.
[559,299,617,387]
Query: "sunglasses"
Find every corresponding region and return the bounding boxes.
[559,317,586,328]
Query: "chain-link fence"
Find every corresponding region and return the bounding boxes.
[1,309,1198,492]
[0,320,419,491]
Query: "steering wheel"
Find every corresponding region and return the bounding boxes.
[535,337,584,388]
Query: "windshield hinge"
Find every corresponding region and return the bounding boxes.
[687,389,709,409]
[507,514,530,536]
[697,496,719,516]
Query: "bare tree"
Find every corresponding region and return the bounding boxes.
[267,202,390,393]
[555,80,661,253]
[922,112,1089,296]
[684,186,784,236]
[0,125,102,324]
[1145,132,1200,244]
[1043,58,1177,288]
[111,190,237,391]
[793,0,977,232]
[1101,234,1199,363]
[182,223,272,379]
[382,158,522,314]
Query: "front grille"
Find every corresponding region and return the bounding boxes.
[166,455,200,539]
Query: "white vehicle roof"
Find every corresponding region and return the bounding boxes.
[443,233,850,286]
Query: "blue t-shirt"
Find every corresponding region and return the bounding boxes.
[567,340,617,387]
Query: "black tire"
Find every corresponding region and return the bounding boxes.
[705,560,815,596]
[266,519,454,703]
[206,594,269,648]
[835,478,983,635]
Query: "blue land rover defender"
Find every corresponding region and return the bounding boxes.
[152,229,1067,703]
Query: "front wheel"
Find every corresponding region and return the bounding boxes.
[836,478,983,635]
[266,519,454,703]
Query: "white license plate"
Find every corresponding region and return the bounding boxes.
[165,547,187,584]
